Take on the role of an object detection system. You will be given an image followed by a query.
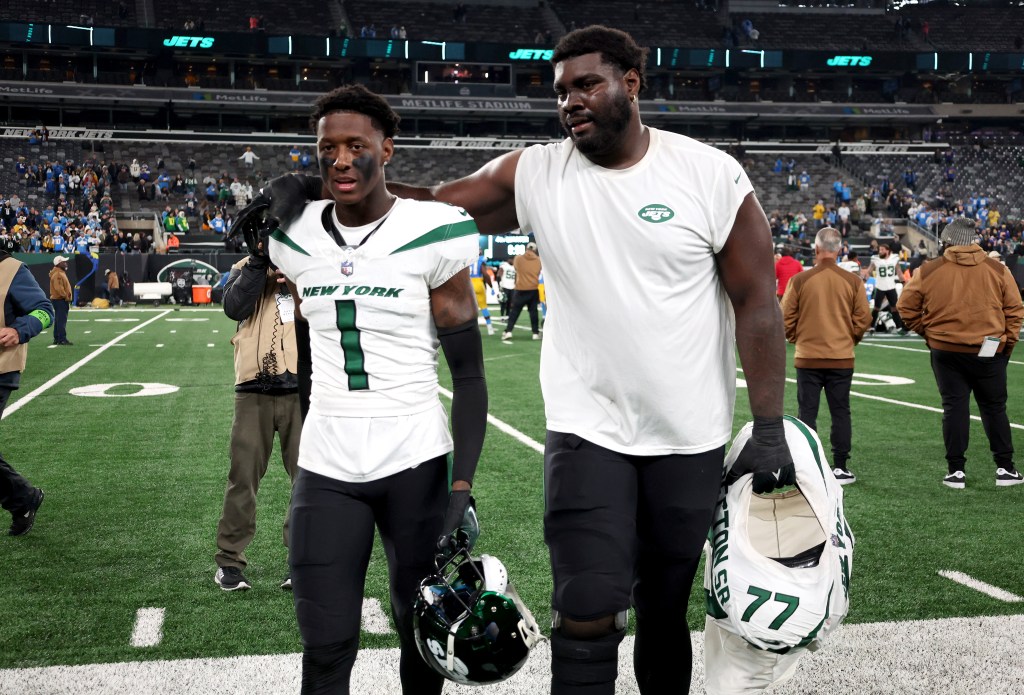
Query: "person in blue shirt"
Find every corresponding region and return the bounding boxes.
[0,243,54,536]
[299,151,312,170]
[289,145,301,170]
[209,211,227,234]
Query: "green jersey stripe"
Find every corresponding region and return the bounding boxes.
[270,229,311,257]
[389,219,479,255]
[783,415,827,482]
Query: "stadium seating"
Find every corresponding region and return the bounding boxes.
[343,0,549,44]
[153,0,335,36]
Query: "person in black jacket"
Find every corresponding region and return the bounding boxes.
[0,246,55,536]
[213,251,303,591]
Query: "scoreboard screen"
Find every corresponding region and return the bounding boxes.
[487,233,531,262]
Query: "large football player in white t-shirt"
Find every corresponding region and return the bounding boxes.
[385,26,794,695]
[265,85,487,695]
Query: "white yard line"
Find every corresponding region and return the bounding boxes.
[2,311,172,420]
[360,599,392,635]
[740,368,1024,431]
[849,390,1024,431]
[438,387,544,455]
[861,341,1024,366]
[938,571,1024,602]
[4,615,1024,694]
[129,608,165,648]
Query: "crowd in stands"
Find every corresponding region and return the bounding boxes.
[2,153,128,254]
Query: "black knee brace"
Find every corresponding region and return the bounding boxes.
[301,638,358,695]
[551,628,625,695]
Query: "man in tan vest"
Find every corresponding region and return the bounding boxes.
[214,250,301,591]
[0,243,55,535]
[782,227,872,485]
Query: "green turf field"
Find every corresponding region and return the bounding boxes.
[1,306,1022,679]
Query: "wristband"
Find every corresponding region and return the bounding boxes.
[29,309,52,329]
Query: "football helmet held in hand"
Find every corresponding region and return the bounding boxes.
[413,543,543,685]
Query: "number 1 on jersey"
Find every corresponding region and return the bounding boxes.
[335,300,369,390]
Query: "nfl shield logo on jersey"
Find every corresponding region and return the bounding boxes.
[341,259,354,276]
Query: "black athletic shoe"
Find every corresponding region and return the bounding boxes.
[943,470,966,489]
[59,340,74,346]
[832,467,856,485]
[996,467,1024,487]
[9,488,44,537]
[214,566,251,591]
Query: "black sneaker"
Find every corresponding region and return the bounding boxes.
[280,575,292,591]
[996,467,1024,487]
[214,566,251,591]
[832,467,856,485]
[943,470,966,489]
[9,488,44,536]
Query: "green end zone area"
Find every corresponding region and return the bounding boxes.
[1,308,1022,676]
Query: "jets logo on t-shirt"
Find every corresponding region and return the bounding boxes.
[638,204,675,223]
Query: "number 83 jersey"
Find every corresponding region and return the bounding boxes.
[268,198,479,418]
[704,416,854,654]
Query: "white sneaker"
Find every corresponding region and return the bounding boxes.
[943,470,966,489]
[487,324,495,336]
[532,333,541,341]
[501,332,512,342]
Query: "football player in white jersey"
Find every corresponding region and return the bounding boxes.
[864,242,908,335]
[267,85,487,695]
[385,26,793,695]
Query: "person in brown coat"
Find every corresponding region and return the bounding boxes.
[106,269,121,306]
[501,241,542,342]
[48,255,73,345]
[782,227,872,484]
[897,217,1024,489]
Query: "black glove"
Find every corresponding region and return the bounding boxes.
[228,174,323,257]
[727,416,796,494]
[436,490,479,560]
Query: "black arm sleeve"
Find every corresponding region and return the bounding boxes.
[222,258,269,321]
[438,319,487,487]
[295,318,312,420]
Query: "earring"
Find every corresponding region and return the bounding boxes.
[631,94,637,104]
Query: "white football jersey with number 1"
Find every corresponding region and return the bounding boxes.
[268,198,479,418]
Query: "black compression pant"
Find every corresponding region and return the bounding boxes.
[289,458,448,695]
[544,431,723,694]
